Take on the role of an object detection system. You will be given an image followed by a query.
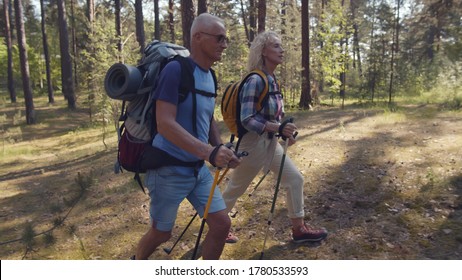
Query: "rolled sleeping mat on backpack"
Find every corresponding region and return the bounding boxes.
[104,63,143,101]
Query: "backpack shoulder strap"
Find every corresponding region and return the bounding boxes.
[210,68,218,93]
[174,56,217,99]
[239,69,269,112]
[170,56,194,102]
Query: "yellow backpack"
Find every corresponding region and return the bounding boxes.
[221,69,278,147]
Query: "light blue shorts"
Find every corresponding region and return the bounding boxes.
[144,165,226,232]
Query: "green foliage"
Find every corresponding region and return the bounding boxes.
[66,224,78,236]
[53,217,64,227]
[1,0,460,120]
[311,1,350,98]
[43,232,56,246]
[74,171,95,193]
[49,203,63,214]
[21,222,36,249]
[0,43,7,82]
[419,60,462,109]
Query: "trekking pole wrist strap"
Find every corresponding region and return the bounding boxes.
[278,117,294,140]
[209,144,223,167]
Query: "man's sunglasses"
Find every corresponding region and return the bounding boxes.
[200,32,229,44]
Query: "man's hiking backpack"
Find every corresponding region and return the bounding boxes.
[221,69,278,149]
[104,40,217,193]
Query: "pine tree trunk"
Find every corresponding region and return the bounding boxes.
[135,0,145,54]
[3,0,16,103]
[249,0,256,43]
[239,0,250,47]
[14,0,36,123]
[299,0,312,109]
[70,0,78,89]
[197,0,207,14]
[257,0,266,33]
[115,0,123,62]
[181,0,194,50]
[154,0,160,40]
[168,0,175,43]
[57,0,76,109]
[86,0,94,23]
[388,0,400,105]
[40,0,54,104]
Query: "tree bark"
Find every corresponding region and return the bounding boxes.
[115,0,123,62]
[239,0,250,47]
[168,0,175,43]
[14,0,36,123]
[154,0,160,40]
[299,0,312,109]
[70,0,78,89]
[3,0,16,103]
[249,0,256,43]
[40,0,54,104]
[197,0,207,14]
[257,0,266,33]
[135,0,145,54]
[86,0,94,24]
[57,0,76,109]
[339,0,346,109]
[388,0,400,105]
[350,0,362,75]
[181,0,194,50]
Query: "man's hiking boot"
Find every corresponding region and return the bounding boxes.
[292,224,328,243]
[225,231,239,244]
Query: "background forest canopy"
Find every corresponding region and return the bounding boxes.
[0,0,461,126]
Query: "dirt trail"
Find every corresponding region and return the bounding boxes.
[1,104,461,260]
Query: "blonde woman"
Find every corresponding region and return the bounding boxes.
[222,31,327,244]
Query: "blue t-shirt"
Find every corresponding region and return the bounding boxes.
[152,57,216,163]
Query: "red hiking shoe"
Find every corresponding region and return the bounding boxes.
[225,231,239,244]
[292,224,328,243]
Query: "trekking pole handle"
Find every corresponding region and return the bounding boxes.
[236,151,249,158]
[278,117,297,140]
[224,141,248,159]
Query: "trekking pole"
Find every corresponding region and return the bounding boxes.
[163,168,229,255]
[259,118,295,260]
[191,168,221,259]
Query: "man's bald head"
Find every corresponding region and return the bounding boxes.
[190,13,225,41]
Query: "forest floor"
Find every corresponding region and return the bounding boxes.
[0,97,461,260]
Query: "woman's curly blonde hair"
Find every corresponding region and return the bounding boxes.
[247,31,281,72]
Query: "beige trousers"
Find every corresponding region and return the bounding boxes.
[222,131,305,219]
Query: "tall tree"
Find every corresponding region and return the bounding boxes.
[3,0,16,103]
[257,0,266,33]
[115,0,123,62]
[299,0,312,108]
[135,0,145,54]
[86,0,94,24]
[168,0,175,42]
[57,0,76,109]
[388,0,400,105]
[249,0,257,43]
[350,0,362,75]
[154,0,160,40]
[39,0,54,104]
[339,0,347,109]
[181,0,194,50]
[14,0,35,123]
[198,0,207,14]
[367,0,377,101]
[239,0,250,46]
[70,0,78,89]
